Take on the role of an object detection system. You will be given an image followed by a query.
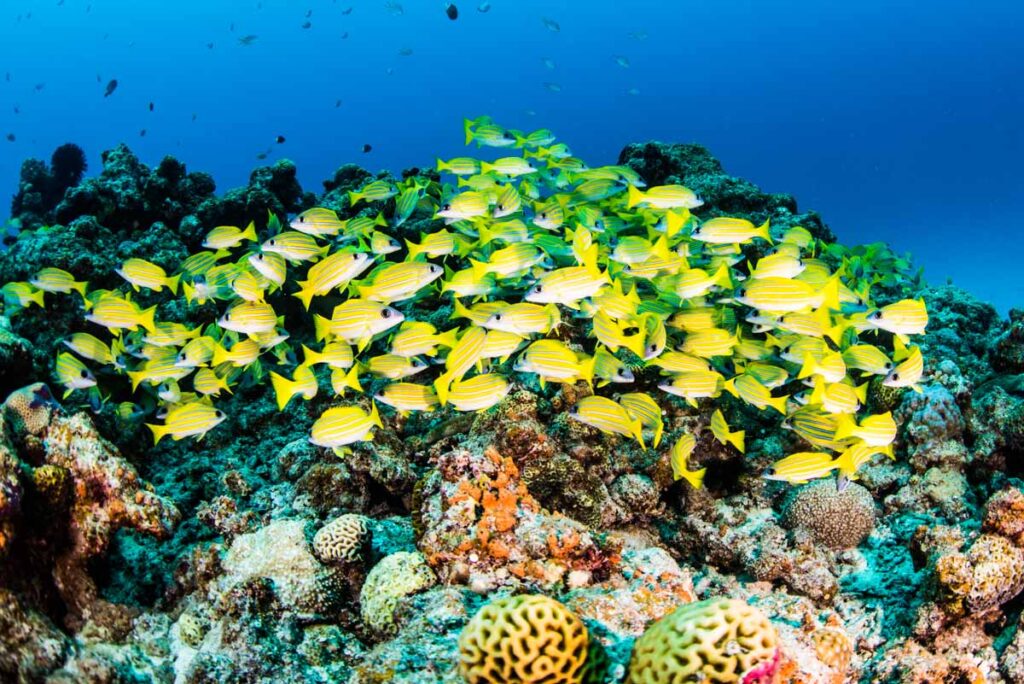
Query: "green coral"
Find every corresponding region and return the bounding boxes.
[359,551,437,636]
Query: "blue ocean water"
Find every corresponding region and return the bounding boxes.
[1,0,1021,310]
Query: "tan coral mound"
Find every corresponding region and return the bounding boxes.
[458,594,589,684]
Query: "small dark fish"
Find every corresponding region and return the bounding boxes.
[543,82,562,93]
[342,6,353,14]
[305,8,312,17]
[148,101,154,111]
[139,129,146,137]
[96,73,102,82]
[276,135,286,144]
[34,82,45,91]
[238,34,258,45]
[4,71,10,82]
[103,79,118,97]
[362,143,372,153]
[477,2,490,12]
[398,47,413,56]
[5,133,14,142]
[256,150,270,160]
[302,20,312,28]
[384,2,403,16]
[57,0,65,6]
[230,22,235,31]
[542,16,560,32]
[192,113,197,121]
[335,99,342,107]
[341,31,349,39]
[207,42,214,49]
[13,105,20,114]
[446,3,458,20]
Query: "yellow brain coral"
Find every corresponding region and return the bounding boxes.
[458,594,589,684]
[626,598,779,684]
[312,513,369,564]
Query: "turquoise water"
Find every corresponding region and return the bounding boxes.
[1,0,1022,309]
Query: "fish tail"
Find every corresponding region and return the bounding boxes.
[370,400,383,429]
[686,467,707,489]
[729,430,746,454]
[127,370,147,391]
[630,418,646,451]
[767,394,789,415]
[626,185,644,209]
[854,382,869,405]
[665,209,687,238]
[313,314,331,342]
[820,274,841,312]
[137,305,158,333]
[338,364,362,396]
[436,157,448,172]
[469,258,489,281]
[833,414,857,441]
[480,161,494,175]
[293,281,316,310]
[405,239,423,261]
[70,281,89,299]
[348,190,363,208]
[756,218,773,244]
[651,236,672,260]
[435,327,460,350]
[241,221,258,242]
[712,262,732,289]
[721,377,738,398]
[477,224,494,246]
[797,354,819,380]
[434,373,452,406]
[463,118,474,146]
[166,274,181,296]
[374,212,388,228]
[621,331,646,359]
[211,343,230,367]
[182,280,195,304]
[29,288,45,308]
[146,423,168,445]
[579,355,596,389]
[300,344,322,366]
[269,372,296,411]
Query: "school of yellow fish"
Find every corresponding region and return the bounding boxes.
[1,115,928,491]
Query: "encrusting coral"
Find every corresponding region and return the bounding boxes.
[359,550,438,636]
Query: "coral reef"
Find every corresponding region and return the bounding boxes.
[1,134,1021,683]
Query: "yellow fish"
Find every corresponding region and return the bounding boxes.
[309,403,383,456]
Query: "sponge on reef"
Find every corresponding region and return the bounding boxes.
[626,597,779,684]
[458,594,589,684]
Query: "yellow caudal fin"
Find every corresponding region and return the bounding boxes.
[348,190,364,207]
[854,382,869,405]
[833,414,858,441]
[712,262,732,289]
[29,288,45,308]
[370,401,383,429]
[630,418,647,451]
[797,354,819,380]
[819,274,840,312]
[893,335,910,362]
[313,314,332,342]
[665,208,689,238]
[626,184,645,209]
[434,372,452,406]
[435,327,460,350]
[469,258,490,282]
[756,218,772,245]
[165,274,181,296]
[240,221,258,242]
[137,305,158,333]
[621,331,646,359]
[146,423,168,445]
[211,343,230,367]
[463,118,474,146]
[652,420,664,449]
[293,281,316,310]
[182,280,196,304]
[405,239,424,261]
[721,377,738,398]
[480,161,495,175]
[300,344,322,366]
[683,467,706,490]
[578,355,596,389]
[728,429,746,454]
[766,394,789,415]
[339,365,362,396]
[270,371,297,411]
[127,370,149,391]
[651,235,672,260]
[70,280,89,298]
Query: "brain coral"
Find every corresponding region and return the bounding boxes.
[312,513,369,564]
[626,597,779,684]
[458,594,589,684]
[360,551,437,635]
[782,480,876,549]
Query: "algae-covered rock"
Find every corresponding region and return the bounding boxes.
[360,551,437,636]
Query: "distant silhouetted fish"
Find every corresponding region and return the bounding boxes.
[148,102,154,111]
[542,16,560,32]
[477,2,490,13]
[103,79,118,97]
[276,135,286,144]
[342,7,353,15]
[238,34,258,45]
[302,20,312,28]
[446,3,458,20]
[5,133,14,142]
[362,143,372,153]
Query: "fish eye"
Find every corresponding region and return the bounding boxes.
[352,253,360,260]
[494,313,502,321]
[692,225,701,234]
[224,313,230,321]
[891,372,900,381]
[256,254,264,261]
[648,343,657,352]
[534,285,542,293]
[497,204,504,211]
[539,212,547,219]
[215,410,225,419]
[268,239,275,246]
[869,311,882,320]
[443,203,451,211]
[179,352,186,360]
[381,309,392,318]
[80,369,89,378]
